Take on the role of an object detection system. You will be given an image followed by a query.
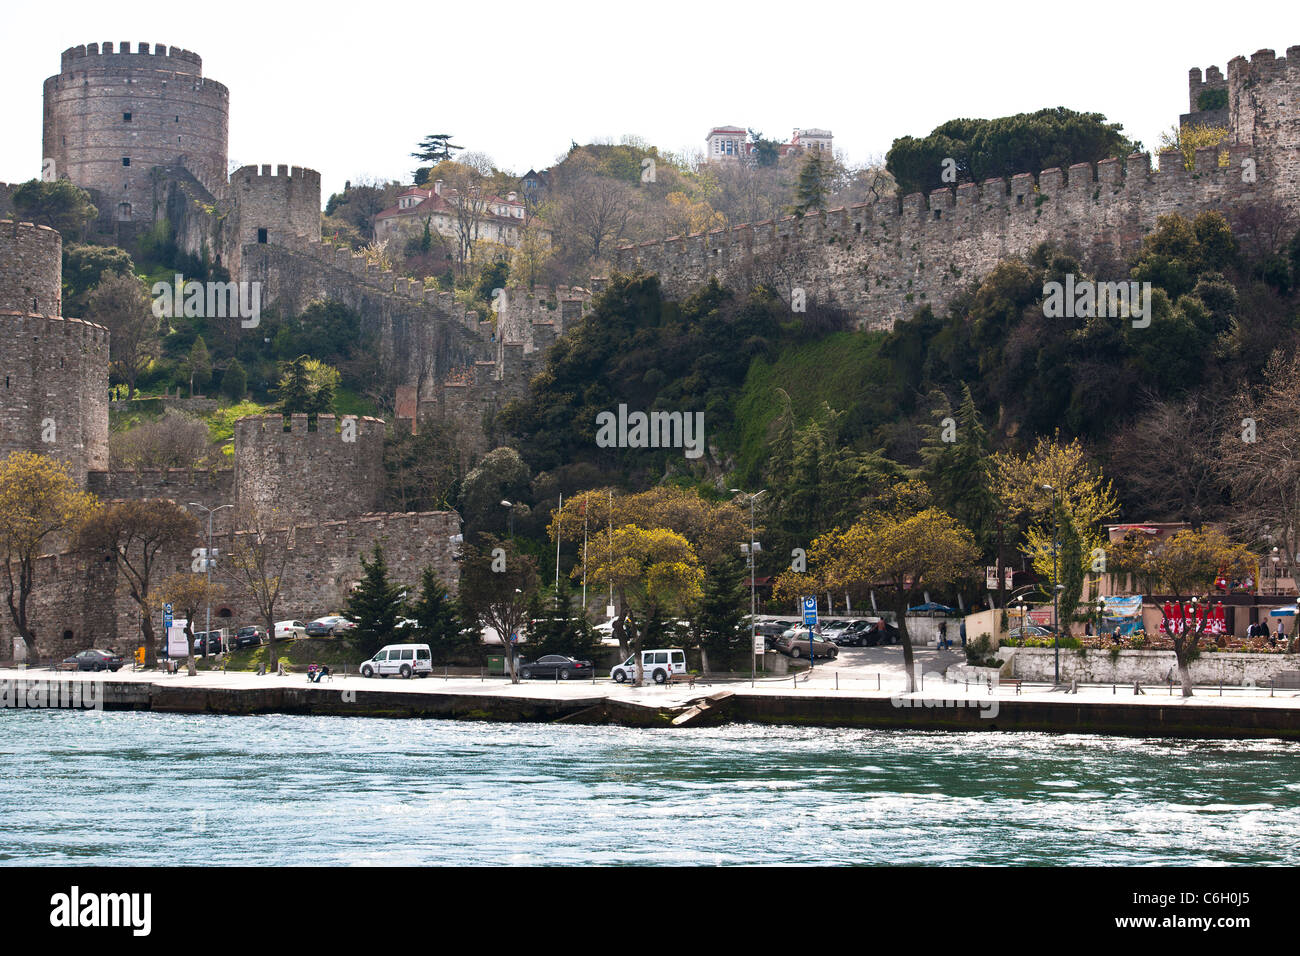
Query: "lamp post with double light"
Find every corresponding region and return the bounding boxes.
[188,502,234,658]
[731,488,766,682]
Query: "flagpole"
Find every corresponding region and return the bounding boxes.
[581,502,588,618]
[554,494,562,609]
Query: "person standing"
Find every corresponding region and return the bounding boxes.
[938,620,948,649]
[959,620,967,648]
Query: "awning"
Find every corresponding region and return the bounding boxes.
[908,602,956,613]
[1268,606,1297,617]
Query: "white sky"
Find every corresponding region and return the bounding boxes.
[1,0,1295,202]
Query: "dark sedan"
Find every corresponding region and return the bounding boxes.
[518,655,594,680]
[62,649,125,672]
[233,626,267,649]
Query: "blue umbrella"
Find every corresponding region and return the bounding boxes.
[908,602,957,613]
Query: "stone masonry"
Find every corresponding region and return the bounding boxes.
[616,48,1300,330]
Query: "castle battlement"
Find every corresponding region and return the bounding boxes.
[0,220,64,316]
[0,311,109,344]
[232,164,322,187]
[60,42,204,72]
[234,412,386,436]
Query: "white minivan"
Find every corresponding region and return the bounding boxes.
[611,648,687,684]
[360,643,433,678]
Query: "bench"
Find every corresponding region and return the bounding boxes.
[664,671,697,688]
[988,677,1022,695]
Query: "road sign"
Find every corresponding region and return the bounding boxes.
[163,603,173,614]
[802,596,818,628]
[753,635,766,655]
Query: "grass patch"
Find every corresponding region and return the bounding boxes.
[198,636,361,672]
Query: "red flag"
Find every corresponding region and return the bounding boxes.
[1162,602,1173,633]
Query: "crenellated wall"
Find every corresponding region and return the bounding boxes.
[617,47,1300,329]
[233,413,386,527]
[229,164,321,261]
[239,240,493,394]
[43,42,230,227]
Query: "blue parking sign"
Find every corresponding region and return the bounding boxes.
[802,596,818,628]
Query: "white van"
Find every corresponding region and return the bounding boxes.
[611,648,687,685]
[360,643,433,678]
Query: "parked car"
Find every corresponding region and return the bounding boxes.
[193,631,228,655]
[306,616,354,637]
[830,620,872,646]
[233,626,267,649]
[775,631,839,660]
[359,643,433,679]
[611,648,687,684]
[519,655,594,680]
[274,620,308,641]
[62,649,125,672]
[861,618,901,646]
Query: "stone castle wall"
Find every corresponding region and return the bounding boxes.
[233,414,386,527]
[227,164,320,272]
[87,468,235,532]
[0,510,461,663]
[43,43,230,226]
[239,240,492,393]
[0,220,62,315]
[617,48,1300,329]
[0,221,109,486]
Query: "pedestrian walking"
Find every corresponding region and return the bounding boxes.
[939,620,948,649]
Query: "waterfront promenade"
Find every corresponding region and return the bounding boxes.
[6,657,1300,738]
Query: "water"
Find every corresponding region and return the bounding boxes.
[1,710,1298,865]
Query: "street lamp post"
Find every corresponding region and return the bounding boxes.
[188,502,233,658]
[500,500,515,538]
[1042,484,1060,684]
[731,488,767,683]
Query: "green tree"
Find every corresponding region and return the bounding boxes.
[11,179,98,239]
[344,544,407,658]
[62,243,135,315]
[273,355,339,414]
[85,272,158,399]
[408,566,463,664]
[695,554,748,672]
[186,336,211,396]
[457,537,540,683]
[221,358,247,401]
[886,108,1137,196]
[411,133,463,164]
[793,151,830,216]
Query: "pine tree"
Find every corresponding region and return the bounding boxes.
[920,384,997,551]
[697,555,748,671]
[794,151,829,216]
[408,566,462,663]
[344,544,406,657]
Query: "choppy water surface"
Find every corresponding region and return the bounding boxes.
[1,711,1296,865]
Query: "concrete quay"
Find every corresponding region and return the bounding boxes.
[7,665,1300,739]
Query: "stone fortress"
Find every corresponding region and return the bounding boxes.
[617,48,1300,330]
[1,40,1295,660]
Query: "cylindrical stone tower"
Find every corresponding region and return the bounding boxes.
[43,42,229,224]
[0,220,110,485]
